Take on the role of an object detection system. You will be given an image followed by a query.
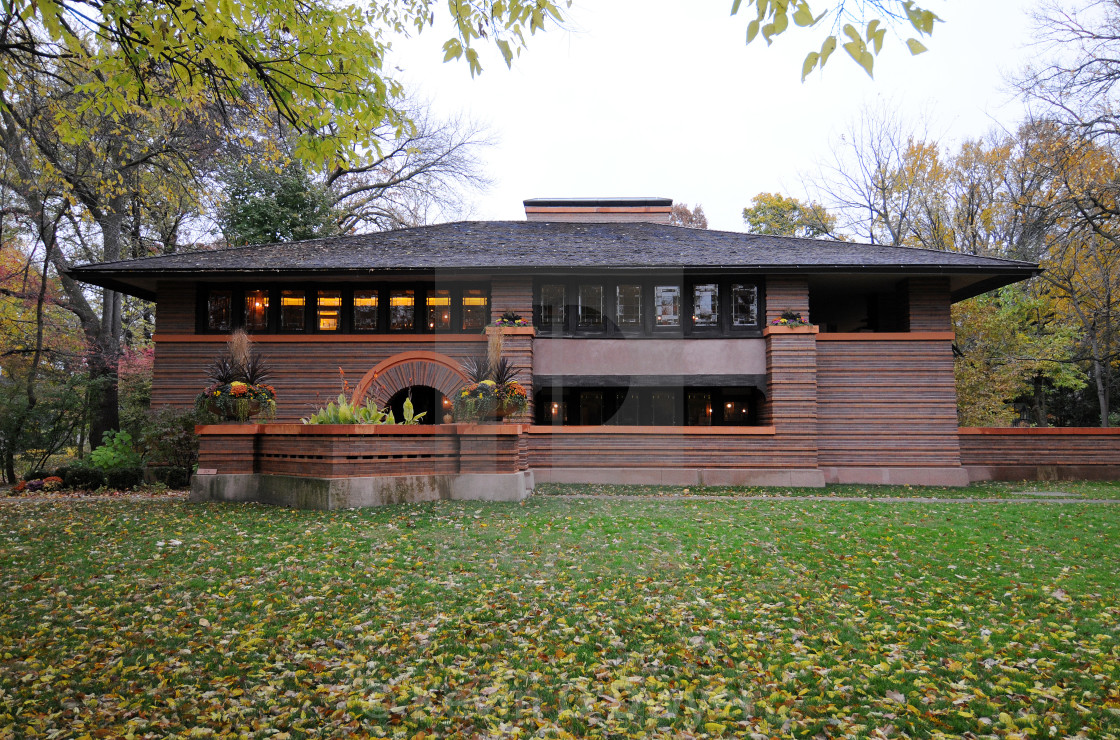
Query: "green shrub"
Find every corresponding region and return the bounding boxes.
[54,464,106,490]
[90,431,143,472]
[140,409,200,474]
[106,467,144,490]
[147,465,191,489]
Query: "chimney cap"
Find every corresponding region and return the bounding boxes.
[523,197,672,208]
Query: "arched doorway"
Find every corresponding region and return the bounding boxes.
[350,351,468,412]
[387,385,448,425]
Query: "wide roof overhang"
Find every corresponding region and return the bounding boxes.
[67,220,1040,303]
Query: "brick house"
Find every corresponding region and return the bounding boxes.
[71,197,1067,506]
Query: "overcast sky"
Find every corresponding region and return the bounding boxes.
[388,1,1039,232]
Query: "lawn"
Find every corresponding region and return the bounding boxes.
[1,496,1117,739]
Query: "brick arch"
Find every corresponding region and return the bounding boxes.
[350,351,468,409]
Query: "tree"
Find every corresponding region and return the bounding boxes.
[742,192,836,238]
[953,286,1084,427]
[1020,0,1120,143]
[669,203,708,229]
[219,159,339,246]
[731,0,939,80]
[0,1,569,165]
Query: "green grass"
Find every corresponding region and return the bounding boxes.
[536,480,1120,499]
[1,496,1118,738]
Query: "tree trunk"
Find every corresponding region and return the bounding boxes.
[88,205,127,445]
[1031,375,1048,427]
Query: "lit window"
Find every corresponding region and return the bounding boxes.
[654,285,680,327]
[461,289,488,331]
[353,290,379,331]
[616,284,642,328]
[390,289,415,331]
[243,289,269,331]
[427,289,451,330]
[692,283,719,327]
[207,290,232,332]
[280,290,305,331]
[731,284,758,327]
[317,290,341,331]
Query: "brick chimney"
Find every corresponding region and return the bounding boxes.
[523,197,673,224]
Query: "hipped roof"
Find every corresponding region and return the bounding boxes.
[68,220,1039,301]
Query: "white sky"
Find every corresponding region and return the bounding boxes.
[388,1,1039,232]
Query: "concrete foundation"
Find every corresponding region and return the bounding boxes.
[820,466,971,487]
[191,471,533,510]
[533,467,826,487]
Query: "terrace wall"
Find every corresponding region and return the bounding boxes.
[816,333,968,485]
[960,428,1120,481]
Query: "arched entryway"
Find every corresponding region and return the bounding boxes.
[351,351,468,414]
[387,385,449,425]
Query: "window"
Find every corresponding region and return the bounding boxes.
[427,289,451,331]
[390,290,415,331]
[207,290,233,332]
[243,290,270,331]
[579,390,605,425]
[353,290,379,331]
[462,289,489,331]
[540,284,566,330]
[731,284,758,327]
[578,284,603,329]
[280,290,306,331]
[692,283,719,328]
[648,390,680,425]
[534,386,761,426]
[686,391,713,426]
[201,284,487,334]
[317,290,341,331]
[654,285,681,328]
[616,284,642,329]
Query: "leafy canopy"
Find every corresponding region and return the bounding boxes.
[0,0,569,166]
[731,0,939,80]
[742,192,837,238]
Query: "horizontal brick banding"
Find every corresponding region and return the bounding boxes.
[196,424,524,478]
[525,427,812,469]
[817,338,962,467]
[155,338,484,422]
[960,428,1120,467]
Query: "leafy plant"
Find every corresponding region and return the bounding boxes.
[197,331,277,421]
[140,409,201,486]
[90,431,143,472]
[302,394,392,425]
[491,357,519,385]
[399,396,426,425]
[53,464,105,490]
[105,467,144,490]
[461,355,492,384]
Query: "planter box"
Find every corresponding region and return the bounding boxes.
[191,423,531,508]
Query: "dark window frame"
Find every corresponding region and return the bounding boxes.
[533,276,764,338]
[533,385,763,426]
[197,283,490,334]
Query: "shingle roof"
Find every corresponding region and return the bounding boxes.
[68,220,1038,300]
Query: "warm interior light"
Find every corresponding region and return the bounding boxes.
[726,402,733,409]
[551,403,559,415]
[281,297,305,307]
[390,295,414,307]
[354,296,378,307]
[427,296,451,306]
[319,296,341,307]
[462,297,488,306]
[442,398,452,407]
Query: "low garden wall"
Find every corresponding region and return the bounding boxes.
[191,423,531,509]
[960,427,1120,481]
